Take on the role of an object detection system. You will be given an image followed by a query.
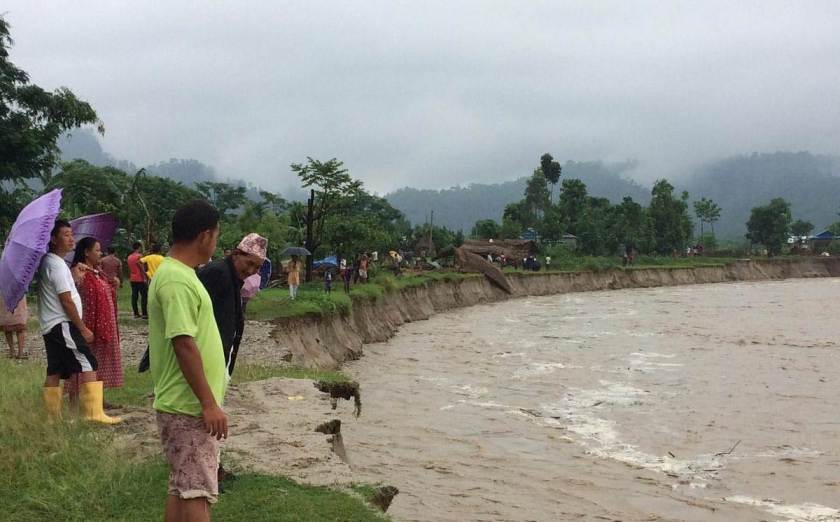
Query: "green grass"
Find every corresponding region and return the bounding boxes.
[245,283,352,321]
[522,250,740,274]
[244,272,474,321]
[0,357,382,521]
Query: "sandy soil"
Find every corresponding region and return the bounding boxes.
[114,377,356,486]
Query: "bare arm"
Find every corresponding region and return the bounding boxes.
[58,291,93,343]
[172,335,228,439]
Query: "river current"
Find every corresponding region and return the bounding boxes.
[343,278,840,521]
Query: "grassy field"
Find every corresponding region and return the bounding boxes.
[523,253,737,273]
[244,271,477,321]
[0,357,383,522]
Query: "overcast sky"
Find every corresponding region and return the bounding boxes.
[5,1,840,193]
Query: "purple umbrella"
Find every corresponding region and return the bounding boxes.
[71,213,119,250]
[0,189,63,312]
[63,213,119,263]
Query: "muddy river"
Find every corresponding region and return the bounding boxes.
[343,279,840,521]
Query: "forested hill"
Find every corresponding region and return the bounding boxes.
[386,161,649,232]
[682,152,840,238]
[58,129,263,197]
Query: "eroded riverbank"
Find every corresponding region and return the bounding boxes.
[271,258,840,369]
[342,278,840,521]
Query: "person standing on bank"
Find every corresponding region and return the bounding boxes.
[64,237,124,403]
[286,254,302,300]
[99,246,122,291]
[1,292,28,359]
[197,233,266,377]
[141,243,165,279]
[148,201,227,520]
[127,242,149,318]
[39,219,121,424]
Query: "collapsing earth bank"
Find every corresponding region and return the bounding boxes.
[270,257,840,369]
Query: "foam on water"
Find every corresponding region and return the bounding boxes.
[543,380,722,487]
[724,496,840,522]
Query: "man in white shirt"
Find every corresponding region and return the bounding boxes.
[40,219,120,424]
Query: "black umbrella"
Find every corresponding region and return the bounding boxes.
[281,246,311,256]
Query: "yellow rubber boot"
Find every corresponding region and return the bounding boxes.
[79,381,122,425]
[43,386,63,422]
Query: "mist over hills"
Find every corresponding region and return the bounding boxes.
[385,161,650,232]
[59,131,218,186]
[59,131,840,239]
[682,152,840,238]
[386,152,840,238]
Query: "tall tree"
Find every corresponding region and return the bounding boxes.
[524,170,551,221]
[195,181,247,218]
[746,198,792,256]
[612,196,654,254]
[259,190,289,215]
[291,157,363,281]
[649,179,692,254]
[540,153,562,201]
[790,219,814,238]
[693,197,722,237]
[556,178,589,235]
[471,219,501,240]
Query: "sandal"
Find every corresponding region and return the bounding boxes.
[15,353,29,359]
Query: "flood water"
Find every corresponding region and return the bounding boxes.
[343,279,840,522]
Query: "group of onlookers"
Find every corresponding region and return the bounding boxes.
[30,200,268,521]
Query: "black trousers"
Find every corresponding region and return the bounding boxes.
[130,281,148,317]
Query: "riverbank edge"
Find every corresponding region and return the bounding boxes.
[271,257,840,369]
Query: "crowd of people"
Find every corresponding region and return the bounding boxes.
[0,199,275,521]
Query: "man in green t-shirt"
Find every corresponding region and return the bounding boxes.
[148,200,226,521]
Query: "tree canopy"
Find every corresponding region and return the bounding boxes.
[746,198,792,256]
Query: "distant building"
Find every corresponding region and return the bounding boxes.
[559,233,578,251]
[520,228,538,241]
[461,239,537,260]
[808,230,836,253]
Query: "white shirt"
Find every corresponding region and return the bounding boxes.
[38,252,82,334]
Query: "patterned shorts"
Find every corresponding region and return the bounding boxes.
[156,411,220,503]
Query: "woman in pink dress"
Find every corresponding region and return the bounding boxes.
[0,293,28,359]
[65,237,124,401]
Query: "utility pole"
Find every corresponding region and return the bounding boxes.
[428,210,435,256]
[304,189,315,282]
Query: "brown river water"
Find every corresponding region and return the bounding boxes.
[343,279,840,522]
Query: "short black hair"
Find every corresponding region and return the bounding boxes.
[171,200,220,244]
[106,246,116,255]
[132,241,142,250]
[51,219,71,238]
[150,243,161,254]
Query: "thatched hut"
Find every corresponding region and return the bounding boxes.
[414,236,436,258]
[460,239,536,260]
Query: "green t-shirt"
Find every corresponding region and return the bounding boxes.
[149,257,227,416]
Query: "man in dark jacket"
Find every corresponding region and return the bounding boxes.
[138,233,267,377]
[198,233,267,377]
